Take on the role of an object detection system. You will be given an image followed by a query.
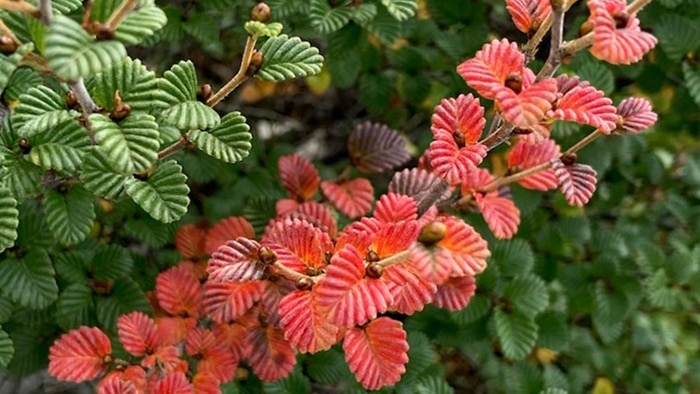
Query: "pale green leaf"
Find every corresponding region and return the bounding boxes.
[683,61,700,109]
[45,15,127,81]
[90,113,160,173]
[45,185,95,245]
[381,0,418,21]
[48,0,83,14]
[114,1,168,45]
[0,187,19,253]
[125,160,190,223]
[0,326,13,368]
[309,0,353,34]
[11,85,70,134]
[55,283,93,330]
[3,67,42,102]
[27,117,90,172]
[188,111,252,163]
[415,376,454,394]
[257,35,324,82]
[351,3,377,24]
[157,60,198,103]
[244,21,284,39]
[0,44,32,93]
[504,274,549,316]
[161,100,220,131]
[81,148,129,199]
[0,251,59,309]
[88,57,167,112]
[494,307,538,360]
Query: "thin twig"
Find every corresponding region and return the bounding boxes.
[272,261,312,284]
[207,36,258,107]
[0,18,20,44]
[157,136,190,159]
[0,0,39,16]
[536,1,566,81]
[105,0,137,30]
[375,250,410,269]
[70,78,99,143]
[627,0,654,15]
[39,0,52,25]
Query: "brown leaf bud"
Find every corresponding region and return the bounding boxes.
[66,91,79,110]
[250,2,271,23]
[258,246,277,265]
[418,221,448,245]
[578,20,594,38]
[561,153,577,166]
[197,84,213,102]
[0,36,17,54]
[95,24,115,41]
[505,73,523,94]
[246,50,264,77]
[295,276,314,290]
[365,263,384,278]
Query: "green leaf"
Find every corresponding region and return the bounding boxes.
[0,44,32,93]
[359,72,393,114]
[0,251,59,309]
[54,251,91,285]
[156,61,220,131]
[157,60,199,103]
[55,283,93,330]
[540,389,568,394]
[257,35,324,82]
[351,3,378,23]
[88,57,167,112]
[95,278,150,331]
[188,111,252,164]
[0,326,13,367]
[4,325,48,376]
[49,0,83,14]
[683,61,700,109]
[381,0,418,21]
[0,187,19,253]
[575,60,613,96]
[0,297,13,323]
[90,113,160,173]
[653,14,700,61]
[309,0,353,34]
[0,151,42,201]
[27,117,90,172]
[4,67,41,102]
[491,239,534,277]
[306,348,353,384]
[15,203,53,250]
[122,216,176,247]
[536,311,569,351]
[415,376,454,394]
[81,148,129,199]
[494,307,538,360]
[113,1,167,45]
[504,274,549,316]
[592,281,627,344]
[262,368,311,394]
[45,15,127,81]
[11,85,72,135]
[45,185,95,245]
[162,100,220,132]
[125,160,190,223]
[452,294,491,325]
[244,21,284,39]
[360,5,400,45]
[92,245,133,281]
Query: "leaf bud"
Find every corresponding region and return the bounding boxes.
[365,249,380,263]
[197,84,213,103]
[0,36,17,54]
[561,153,577,166]
[295,276,314,290]
[577,20,594,37]
[246,50,264,77]
[452,130,466,148]
[504,73,523,94]
[365,262,384,278]
[612,12,629,29]
[110,102,131,121]
[418,221,447,245]
[258,245,277,265]
[18,138,31,153]
[95,24,115,41]
[250,2,271,23]
[65,91,79,110]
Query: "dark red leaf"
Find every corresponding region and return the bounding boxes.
[260,279,296,326]
[245,325,296,381]
[186,328,237,383]
[279,290,341,353]
[156,265,202,318]
[433,275,477,310]
[207,237,267,283]
[552,159,598,206]
[388,168,452,209]
[348,122,411,173]
[278,154,320,200]
[141,346,188,374]
[117,311,158,357]
[616,97,657,133]
[282,201,338,239]
[49,327,112,382]
[321,179,374,218]
[175,224,207,260]
[343,317,409,390]
[204,217,255,255]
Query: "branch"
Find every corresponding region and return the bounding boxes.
[0,18,20,44]
[0,0,39,16]
[39,0,52,25]
[105,0,137,30]
[207,36,258,107]
[157,135,190,159]
[375,250,410,269]
[70,78,99,143]
[536,0,566,81]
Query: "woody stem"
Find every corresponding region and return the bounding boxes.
[375,250,411,269]
[207,36,258,107]
[272,261,315,283]
[105,0,137,30]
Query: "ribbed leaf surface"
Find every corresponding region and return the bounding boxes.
[4,67,42,102]
[12,85,70,134]
[374,193,417,223]
[683,61,700,108]
[507,139,560,191]
[189,111,252,163]
[616,97,657,134]
[208,237,267,283]
[504,274,549,316]
[343,317,409,390]
[348,122,410,173]
[388,168,452,208]
[55,283,93,330]
[477,194,521,239]
[152,372,193,394]
[0,251,58,309]
[506,0,551,34]
[205,216,255,255]
[548,76,617,133]
[162,100,220,131]
[494,307,538,360]
[321,179,374,219]
[45,185,95,246]
[433,275,477,310]
[380,0,418,21]
[28,118,90,172]
[360,6,400,45]
[0,187,18,253]
[156,265,202,317]
[88,57,166,112]
[257,35,324,82]
[157,60,219,130]
[457,38,525,100]
[245,325,297,381]
[92,245,133,282]
[588,0,657,65]
[114,1,167,45]
[0,327,13,367]
[494,77,558,130]
[309,0,353,33]
[117,312,158,357]
[552,160,597,207]
[125,160,190,223]
[203,281,265,324]
[90,113,159,173]
[0,44,30,93]
[262,218,333,273]
[45,15,127,81]
[278,154,320,200]
[429,129,487,186]
[279,290,340,353]
[382,263,436,315]
[48,326,111,382]
[81,148,129,199]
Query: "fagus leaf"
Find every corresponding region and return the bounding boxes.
[27,117,91,172]
[90,113,160,173]
[360,5,401,45]
[81,148,129,200]
[503,274,549,316]
[45,185,95,246]
[157,61,220,131]
[88,57,167,112]
[0,250,58,309]
[0,326,13,368]
[11,85,72,134]
[188,111,252,164]
[682,61,700,109]
[0,44,32,93]
[95,278,151,332]
[309,0,353,34]
[113,0,168,45]
[0,187,19,253]
[92,245,134,282]
[494,307,538,360]
[48,326,111,382]
[55,283,94,330]
[381,0,418,21]
[3,67,42,102]
[125,160,190,223]
[257,35,324,82]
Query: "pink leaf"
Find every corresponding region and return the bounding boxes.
[457,39,526,100]
[437,216,491,276]
[433,275,477,310]
[343,317,409,390]
[278,154,320,200]
[588,0,657,65]
[461,167,496,193]
[204,217,255,255]
[203,281,265,324]
[279,290,341,353]
[348,122,411,172]
[321,179,374,218]
[548,76,618,133]
[282,200,338,238]
[156,265,202,318]
[552,159,598,206]
[207,237,267,283]
[507,139,561,191]
[431,94,486,145]
[382,263,436,315]
[245,325,296,381]
[477,194,521,239]
[262,218,333,273]
[335,217,382,253]
[49,327,112,382]
[616,97,657,133]
[495,77,558,130]
[428,130,487,186]
[117,312,158,357]
[374,193,417,223]
[409,244,453,285]
[506,0,552,34]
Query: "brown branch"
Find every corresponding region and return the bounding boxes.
[70,78,99,143]
[0,18,20,44]
[375,250,411,269]
[157,135,190,159]
[272,261,316,284]
[627,0,654,15]
[0,0,39,16]
[105,0,137,30]
[207,36,258,107]
[536,1,566,81]
[39,0,52,25]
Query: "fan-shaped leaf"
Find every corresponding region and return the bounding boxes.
[494,77,558,130]
[351,3,378,23]
[380,0,418,21]
[157,61,219,130]
[494,308,538,360]
[552,160,597,206]
[348,122,410,173]
[278,154,320,200]
[91,245,133,282]
[113,1,168,45]
[26,117,90,172]
[374,193,417,223]
[257,35,324,82]
[208,237,268,283]
[48,326,112,382]
[45,185,95,246]
[246,325,297,381]
[45,15,127,81]
[279,290,340,353]
[477,194,521,239]
[11,85,71,134]
[507,140,560,191]
[506,0,551,34]
[432,94,485,143]
[315,244,393,328]
[162,100,221,132]
[343,317,409,390]
[205,216,256,255]
[457,38,525,100]
[189,111,252,163]
[548,77,617,133]
[0,187,18,253]
[4,67,42,102]
[429,130,487,186]
[309,0,353,33]
[88,57,166,112]
[616,97,657,134]
[152,372,193,394]
[0,327,14,368]
[125,160,190,223]
[203,281,265,324]
[588,0,657,64]
[279,201,338,239]
[187,329,238,383]
[89,113,160,173]
[81,148,129,199]
[55,283,93,330]
[156,265,202,317]
[0,44,32,93]
[117,311,158,357]
[437,215,491,276]
[262,218,333,273]
[0,251,58,309]
[95,278,151,332]
[359,6,400,45]
[504,274,549,316]
[175,224,207,259]
[652,14,699,61]
[321,178,374,218]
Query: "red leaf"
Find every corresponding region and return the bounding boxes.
[348,122,411,173]
[494,77,558,130]
[477,194,521,239]
[279,290,341,353]
[207,237,267,283]
[461,167,496,193]
[186,329,237,383]
[278,154,320,200]
[335,217,382,253]
[245,325,296,381]
[203,281,265,324]
[142,345,188,374]
[343,317,408,390]
[616,97,657,133]
[99,366,146,394]
[156,316,197,347]
[48,326,111,382]
[433,275,477,310]
[98,379,137,394]
[175,224,207,260]
[260,279,296,326]
[382,263,436,315]
[156,265,202,318]
[193,372,222,394]
[428,129,488,186]
[152,372,194,394]
[388,168,452,208]
[262,218,333,273]
[275,198,299,217]
[214,322,249,361]
[117,311,158,357]
[372,221,419,258]
[507,139,561,191]
[374,193,417,223]
[552,160,598,206]
[409,244,452,285]
[437,216,491,276]
[588,0,657,65]
[457,39,526,100]
[283,201,338,238]
[204,217,255,255]
[506,0,552,34]
[185,327,217,357]
[321,179,374,218]
[315,244,393,328]
[548,76,618,133]
[431,94,486,145]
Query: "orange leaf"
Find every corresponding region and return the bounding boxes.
[193,371,222,394]
[48,326,111,382]
[245,325,296,381]
[278,154,320,200]
[175,224,207,260]
[186,328,238,382]
[151,372,194,394]
[438,215,491,276]
[117,311,159,357]
[321,179,374,219]
[141,345,188,374]
[156,265,202,318]
[279,290,341,353]
[429,130,487,186]
[204,216,255,255]
[506,0,552,34]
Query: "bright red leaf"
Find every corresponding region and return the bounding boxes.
[343,317,409,390]
[152,372,194,394]
[204,216,255,255]
[98,379,137,394]
[260,279,296,326]
[374,193,417,223]
[48,326,112,382]
[117,311,158,357]
[193,372,222,394]
[494,76,558,131]
[156,265,202,318]
[156,316,197,347]
[278,154,320,200]
[552,159,598,206]
[588,0,657,65]
[616,97,657,133]
[208,237,267,283]
[284,200,338,238]
[548,76,618,133]
[321,178,374,218]
[431,94,486,144]
[438,216,491,276]
[429,129,488,186]
[457,39,526,100]
[335,217,382,253]
[245,325,296,381]
[348,122,411,173]
[315,244,393,328]
[507,139,561,191]
[99,366,146,394]
[372,220,419,258]
[203,280,265,324]
[506,0,552,34]
[175,224,207,260]
[433,275,477,310]
[141,345,188,374]
[279,290,341,353]
[477,193,521,239]
[186,328,237,383]
[214,321,249,361]
[382,263,436,315]
[262,218,333,273]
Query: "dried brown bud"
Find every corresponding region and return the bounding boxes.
[95,24,115,40]
[365,249,380,263]
[18,138,31,153]
[418,221,448,245]
[505,73,522,94]
[561,153,577,166]
[0,36,17,54]
[66,91,79,110]
[613,12,629,29]
[295,276,314,290]
[246,50,264,77]
[578,20,594,38]
[258,246,277,265]
[250,2,271,23]
[365,263,384,278]
[110,102,131,121]
[197,84,213,102]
